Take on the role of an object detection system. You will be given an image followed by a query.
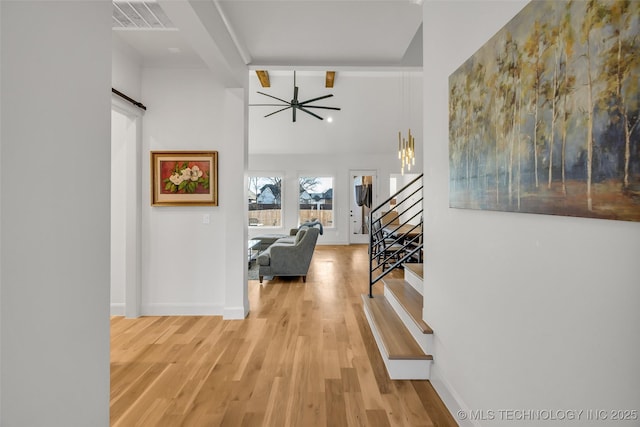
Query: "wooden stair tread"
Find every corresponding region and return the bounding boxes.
[404,263,423,279]
[383,279,433,334]
[362,295,432,361]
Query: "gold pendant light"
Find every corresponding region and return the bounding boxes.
[397,72,416,175]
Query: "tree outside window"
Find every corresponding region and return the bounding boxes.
[299,176,333,227]
[248,176,282,227]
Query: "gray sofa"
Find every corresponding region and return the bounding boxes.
[257,226,319,283]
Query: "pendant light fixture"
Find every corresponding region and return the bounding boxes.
[398,72,416,175]
[398,129,415,175]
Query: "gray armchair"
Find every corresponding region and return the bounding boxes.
[257,227,319,283]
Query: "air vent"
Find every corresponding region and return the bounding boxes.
[113,1,175,29]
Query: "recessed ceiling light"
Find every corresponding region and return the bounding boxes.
[327,117,333,123]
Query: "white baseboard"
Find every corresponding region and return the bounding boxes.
[430,363,479,427]
[141,303,224,316]
[110,303,125,316]
[223,306,249,319]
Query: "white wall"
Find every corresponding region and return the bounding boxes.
[249,71,423,159]
[111,110,128,314]
[1,1,111,425]
[248,152,399,244]
[0,1,4,416]
[391,173,422,225]
[423,2,640,426]
[112,33,143,100]
[141,67,248,317]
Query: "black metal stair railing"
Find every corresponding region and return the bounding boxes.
[369,174,423,298]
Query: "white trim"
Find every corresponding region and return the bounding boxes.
[223,306,249,320]
[111,94,144,118]
[111,97,143,318]
[316,241,349,246]
[403,266,423,294]
[110,303,125,317]
[141,303,224,316]
[212,0,251,64]
[430,363,477,427]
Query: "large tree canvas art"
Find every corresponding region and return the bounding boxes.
[449,0,640,222]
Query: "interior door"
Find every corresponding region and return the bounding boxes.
[111,99,143,318]
[349,170,377,244]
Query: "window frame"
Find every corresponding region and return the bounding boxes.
[297,174,335,229]
[247,173,284,229]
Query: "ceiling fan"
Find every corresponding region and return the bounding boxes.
[250,71,341,122]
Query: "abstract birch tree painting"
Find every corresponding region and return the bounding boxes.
[449,0,640,222]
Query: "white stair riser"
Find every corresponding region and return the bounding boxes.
[384,287,433,354]
[363,304,431,380]
[403,267,423,294]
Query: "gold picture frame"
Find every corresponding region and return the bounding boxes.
[151,151,218,206]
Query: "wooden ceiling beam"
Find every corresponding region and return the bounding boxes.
[325,71,335,88]
[256,70,270,88]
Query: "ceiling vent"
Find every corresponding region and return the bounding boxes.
[113,1,175,29]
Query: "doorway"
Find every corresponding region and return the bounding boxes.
[111,98,142,318]
[349,170,377,244]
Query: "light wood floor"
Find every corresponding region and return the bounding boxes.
[110,245,456,426]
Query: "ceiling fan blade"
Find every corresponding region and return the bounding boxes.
[298,106,324,120]
[300,105,341,111]
[264,106,291,118]
[299,94,334,105]
[254,70,340,123]
[257,91,290,105]
[249,103,289,107]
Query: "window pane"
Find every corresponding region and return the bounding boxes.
[248,176,282,227]
[299,176,333,227]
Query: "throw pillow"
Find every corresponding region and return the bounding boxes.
[295,228,307,244]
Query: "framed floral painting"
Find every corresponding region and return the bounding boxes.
[151,151,218,206]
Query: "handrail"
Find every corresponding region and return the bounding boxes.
[368,174,423,298]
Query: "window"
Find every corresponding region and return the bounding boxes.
[248,176,282,227]
[299,176,333,227]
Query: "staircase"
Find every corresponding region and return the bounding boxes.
[364,174,433,380]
